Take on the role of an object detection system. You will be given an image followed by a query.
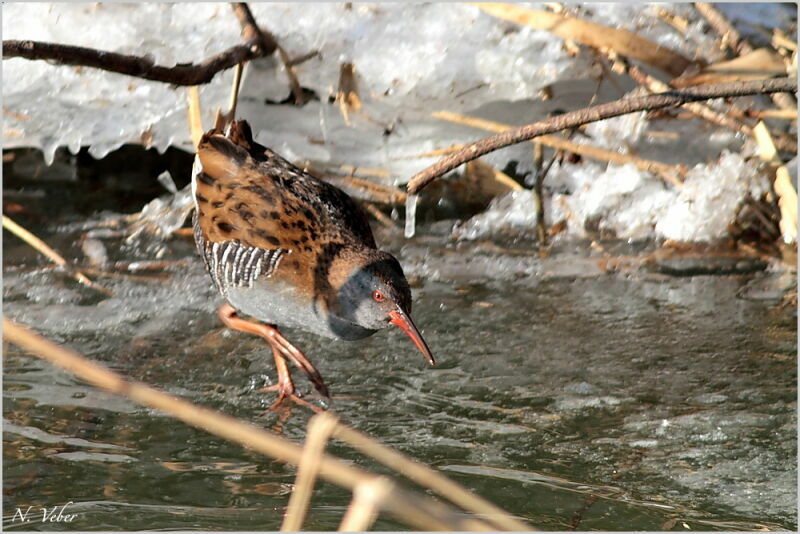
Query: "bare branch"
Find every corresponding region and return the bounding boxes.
[406,77,797,194]
[3,39,261,86]
[231,2,307,105]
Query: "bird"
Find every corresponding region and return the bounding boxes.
[191,119,435,411]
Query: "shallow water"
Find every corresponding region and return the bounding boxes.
[3,215,797,531]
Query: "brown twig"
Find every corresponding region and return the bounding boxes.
[3,3,305,99]
[406,77,797,194]
[231,2,306,106]
[3,39,262,86]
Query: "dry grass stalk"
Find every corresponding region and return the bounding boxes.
[466,160,523,192]
[693,2,749,55]
[336,165,393,180]
[363,203,399,229]
[320,173,406,205]
[2,215,113,295]
[694,2,796,111]
[4,318,526,531]
[753,121,797,243]
[332,423,534,531]
[737,108,797,120]
[672,48,787,87]
[773,29,797,52]
[187,86,204,148]
[228,62,245,121]
[433,110,685,187]
[656,7,689,35]
[338,477,394,531]
[282,413,341,531]
[475,2,693,77]
[532,142,547,243]
[337,62,362,126]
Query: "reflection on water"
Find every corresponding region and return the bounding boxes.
[3,228,796,531]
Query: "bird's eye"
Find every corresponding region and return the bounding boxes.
[372,290,385,302]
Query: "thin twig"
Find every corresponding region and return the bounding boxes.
[3,319,522,532]
[406,77,797,194]
[2,214,113,296]
[3,39,262,86]
[532,141,547,244]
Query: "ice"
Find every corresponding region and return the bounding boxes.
[582,112,648,152]
[656,151,770,242]
[455,190,539,240]
[464,151,771,243]
[126,184,194,242]
[404,193,418,238]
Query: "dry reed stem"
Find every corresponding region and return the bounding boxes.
[228,62,244,121]
[433,111,685,187]
[282,412,341,531]
[321,173,406,204]
[2,215,113,296]
[474,3,693,77]
[363,203,399,229]
[332,423,534,531]
[4,318,520,531]
[738,108,797,120]
[772,29,797,52]
[187,86,204,148]
[338,477,394,531]
[694,2,796,111]
[693,2,748,55]
[753,122,797,243]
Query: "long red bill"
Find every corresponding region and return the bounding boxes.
[388,309,435,366]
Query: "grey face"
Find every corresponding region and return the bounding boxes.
[330,253,410,332]
[329,251,435,366]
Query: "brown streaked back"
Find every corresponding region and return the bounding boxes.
[193,121,377,253]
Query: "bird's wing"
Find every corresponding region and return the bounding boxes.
[193,121,376,252]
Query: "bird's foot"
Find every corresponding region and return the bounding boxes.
[258,383,326,414]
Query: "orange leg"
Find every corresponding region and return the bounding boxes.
[218,303,329,412]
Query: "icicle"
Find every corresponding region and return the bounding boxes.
[404,193,418,238]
